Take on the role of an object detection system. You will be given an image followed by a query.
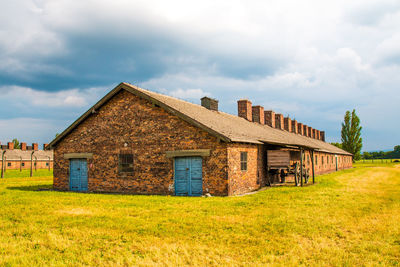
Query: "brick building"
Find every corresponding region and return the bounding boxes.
[1,142,53,172]
[48,82,352,196]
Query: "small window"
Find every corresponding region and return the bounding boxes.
[315,155,318,165]
[22,163,25,167]
[7,162,11,167]
[240,152,247,171]
[119,154,134,173]
[46,163,49,166]
[34,163,36,166]
[322,156,324,165]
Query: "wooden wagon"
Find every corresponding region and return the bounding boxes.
[266,150,310,186]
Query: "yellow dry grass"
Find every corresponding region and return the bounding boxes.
[0,163,399,266]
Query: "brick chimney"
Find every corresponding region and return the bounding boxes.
[316,130,320,140]
[303,125,308,137]
[43,144,49,150]
[7,142,14,150]
[291,120,298,134]
[238,100,252,121]
[264,110,275,127]
[307,126,313,137]
[275,114,284,130]
[320,131,325,141]
[312,129,316,139]
[21,142,27,151]
[298,123,304,135]
[201,97,218,111]
[284,117,292,132]
[32,143,38,151]
[252,106,264,124]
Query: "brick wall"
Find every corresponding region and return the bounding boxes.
[227,143,266,195]
[0,161,53,170]
[53,90,230,196]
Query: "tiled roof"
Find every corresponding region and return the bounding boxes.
[49,82,352,156]
[132,85,352,155]
[0,149,53,161]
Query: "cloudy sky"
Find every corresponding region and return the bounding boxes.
[1,0,399,151]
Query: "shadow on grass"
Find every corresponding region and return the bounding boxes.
[7,184,53,192]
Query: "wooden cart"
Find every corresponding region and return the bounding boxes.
[267,150,310,186]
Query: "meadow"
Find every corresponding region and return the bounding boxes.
[0,163,399,266]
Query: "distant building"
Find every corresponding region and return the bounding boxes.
[1,142,53,171]
[49,82,352,196]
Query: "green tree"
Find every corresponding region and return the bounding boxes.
[341,109,362,161]
[12,138,20,149]
[330,142,342,149]
[362,151,371,159]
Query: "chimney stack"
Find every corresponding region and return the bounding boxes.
[201,97,218,111]
[284,117,292,132]
[264,110,275,128]
[291,120,298,134]
[238,100,252,121]
[320,131,325,142]
[43,144,49,150]
[312,129,316,139]
[32,143,38,151]
[275,114,284,130]
[308,126,312,138]
[252,106,264,124]
[303,125,308,137]
[7,142,14,150]
[298,123,304,135]
[316,130,320,140]
[21,142,27,151]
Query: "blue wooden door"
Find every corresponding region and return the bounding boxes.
[174,157,203,196]
[69,159,88,191]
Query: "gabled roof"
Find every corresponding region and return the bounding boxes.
[48,82,352,156]
[1,149,53,161]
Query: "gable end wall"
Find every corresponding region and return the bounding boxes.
[53,90,229,195]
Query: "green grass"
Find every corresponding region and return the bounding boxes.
[0,164,399,266]
[1,169,53,178]
[356,159,400,164]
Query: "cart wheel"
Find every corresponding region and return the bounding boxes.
[280,169,286,183]
[304,169,309,184]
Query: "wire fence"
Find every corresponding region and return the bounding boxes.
[356,159,400,164]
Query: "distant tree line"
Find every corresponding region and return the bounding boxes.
[362,146,400,159]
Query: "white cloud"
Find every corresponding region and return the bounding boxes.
[1,0,400,150]
[0,85,108,108]
[168,88,210,99]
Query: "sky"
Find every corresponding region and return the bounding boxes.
[1,0,399,151]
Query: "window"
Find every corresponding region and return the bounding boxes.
[240,152,247,171]
[46,163,49,166]
[315,155,318,165]
[7,162,11,167]
[119,154,134,173]
[322,156,324,165]
[22,163,25,167]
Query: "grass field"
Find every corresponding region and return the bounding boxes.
[0,164,399,266]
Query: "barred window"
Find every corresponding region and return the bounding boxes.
[315,155,318,165]
[240,152,247,171]
[119,154,134,173]
[7,162,11,167]
[22,163,25,167]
